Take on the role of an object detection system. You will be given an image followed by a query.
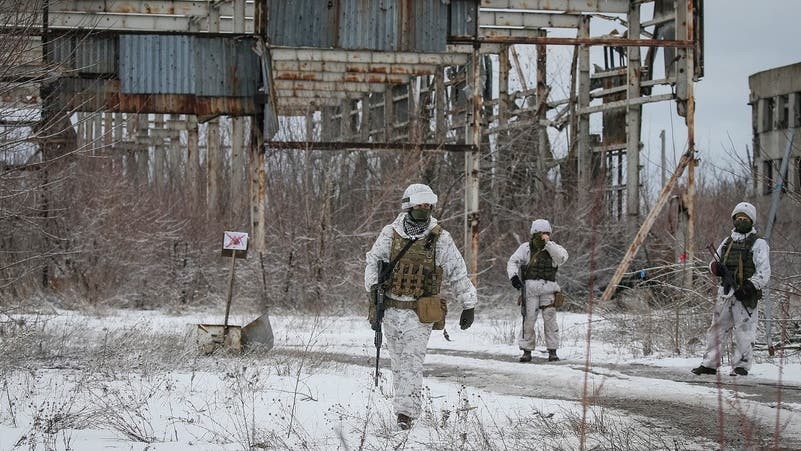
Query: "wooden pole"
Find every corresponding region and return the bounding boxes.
[600,150,695,304]
[224,251,237,329]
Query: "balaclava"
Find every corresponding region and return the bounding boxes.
[730,202,756,234]
[734,215,753,234]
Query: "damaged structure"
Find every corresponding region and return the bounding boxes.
[749,61,801,207]
[1,0,703,296]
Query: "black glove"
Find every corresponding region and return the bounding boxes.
[734,280,756,302]
[709,261,725,277]
[511,275,523,290]
[459,308,474,330]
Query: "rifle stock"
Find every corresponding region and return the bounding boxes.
[707,244,736,295]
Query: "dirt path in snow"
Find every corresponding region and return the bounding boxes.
[276,347,801,448]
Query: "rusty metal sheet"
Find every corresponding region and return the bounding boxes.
[194,37,260,97]
[56,78,260,115]
[480,0,629,14]
[119,35,260,97]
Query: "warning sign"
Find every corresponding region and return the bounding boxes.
[222,231,248,258]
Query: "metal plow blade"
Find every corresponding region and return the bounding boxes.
[241,313,274,351]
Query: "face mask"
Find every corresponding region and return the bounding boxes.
[410,208,431,223]
[531,233,545,250]
[734,217,753,234]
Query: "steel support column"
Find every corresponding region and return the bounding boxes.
[626,2,642,234]
[536,36,548,194]
[685,0,697,290]
[464,46,482,285]
[577,17,591,206]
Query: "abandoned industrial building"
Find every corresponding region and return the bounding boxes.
[749,61,801,199]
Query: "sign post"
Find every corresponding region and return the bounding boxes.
[221,231,248,333]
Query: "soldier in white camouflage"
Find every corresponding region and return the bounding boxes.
[506,219,569,363]
[692,201,771,377]
[365,183,477,430]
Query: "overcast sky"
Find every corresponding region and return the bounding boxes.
[640,0,801,182]
[513,2,801,188]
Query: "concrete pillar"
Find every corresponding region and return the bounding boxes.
[435,68,446,143]
[231,117,248,226]
[187,115,200,206]
[536,38,548,194]
[577,17,591,206]
[206,117,223,217]
[464,48,482,285]
[626,2,642,233]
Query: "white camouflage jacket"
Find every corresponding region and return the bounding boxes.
[364,214,477,309]
[713,228,771,295]
[506,240,569,295]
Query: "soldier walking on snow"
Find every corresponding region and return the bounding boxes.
[365,183,477,430]
[507,219,568,363]
[692,201,771,377]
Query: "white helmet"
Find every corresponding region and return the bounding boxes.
[530,219,552,234]
[731,202,757,223]
[401,184,438,210]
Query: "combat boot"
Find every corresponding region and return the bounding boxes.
[691,365,717,375]
[547,349,560,362]
[397,413,412,430]
[519,350,532,362]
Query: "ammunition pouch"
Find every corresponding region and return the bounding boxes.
[416,296,447,330]
[553,291,566,309]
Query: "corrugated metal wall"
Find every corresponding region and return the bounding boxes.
[449,0,478,38]
[119,35,260,96]
[265,0,457,52]
[338,0,398,51]
[194,38,261,97]
[408,0,448,52]
[51,35,117,75]
[120,35,195,94]
[265,0,338,48]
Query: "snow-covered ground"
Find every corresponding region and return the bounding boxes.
[1,308,799,450]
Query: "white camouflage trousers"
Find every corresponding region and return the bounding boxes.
[382,307,433,419]
[518,292,559,351]
[701,293,758,371]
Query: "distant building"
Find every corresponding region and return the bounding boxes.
[749,62,801,198]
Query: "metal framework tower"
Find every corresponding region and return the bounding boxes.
[1,0,703,290]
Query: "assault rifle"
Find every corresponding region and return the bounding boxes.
[518,265,527,338]
[707,243,736,296]
[372,260,390,387]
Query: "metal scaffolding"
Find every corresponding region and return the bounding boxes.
[1,0,704,289]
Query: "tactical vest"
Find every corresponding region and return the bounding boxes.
[522,245,557,281]
[722,233,761,299]
[388,225,443,297]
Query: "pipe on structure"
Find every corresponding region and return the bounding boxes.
[449,36,694,48]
